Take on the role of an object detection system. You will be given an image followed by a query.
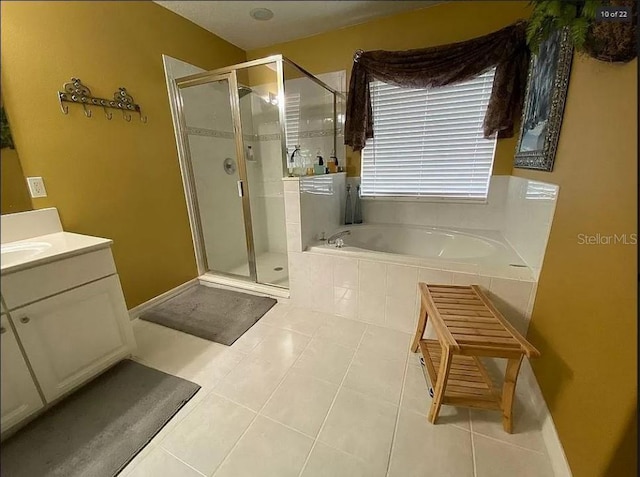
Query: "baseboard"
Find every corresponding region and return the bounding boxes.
[519,359,573,477]
[128,279,199,320]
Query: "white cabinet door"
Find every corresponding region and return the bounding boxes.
[1,315,44,433]
[12,275,135,402]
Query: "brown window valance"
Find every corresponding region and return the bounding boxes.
[344,21,530,151]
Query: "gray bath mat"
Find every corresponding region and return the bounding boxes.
[140,285,277,345]
[0,359,200,477]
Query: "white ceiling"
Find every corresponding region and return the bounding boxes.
[155,1,439,50]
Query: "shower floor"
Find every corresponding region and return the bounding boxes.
[228,251,289,288]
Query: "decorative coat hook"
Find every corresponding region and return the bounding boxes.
[57,78,147,123]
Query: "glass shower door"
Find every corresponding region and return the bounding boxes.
[176,72,256,280]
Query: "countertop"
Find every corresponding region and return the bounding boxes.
[1,232,113,275]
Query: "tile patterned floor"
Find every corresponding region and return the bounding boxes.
[122,302,556,477]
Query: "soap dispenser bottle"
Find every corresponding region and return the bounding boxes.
[344,184,353,225]
[314,149,325,175]
[354,184,363,224]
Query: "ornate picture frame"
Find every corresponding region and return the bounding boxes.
[514,27,573,171]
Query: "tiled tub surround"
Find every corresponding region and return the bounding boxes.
[286,251,536,337]
[283,175,554,337]
[355,175,559,280]
[502,177,559,279]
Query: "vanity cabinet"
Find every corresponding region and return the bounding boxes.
[10,275,134,402]
[1,315,45,431]
[1,217,136,435]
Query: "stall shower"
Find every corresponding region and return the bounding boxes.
[163,55,344,291]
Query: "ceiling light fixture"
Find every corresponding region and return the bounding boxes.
[250,8,274,21]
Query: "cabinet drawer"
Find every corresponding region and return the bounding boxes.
[11,275,135,403]
[1,248,116,310]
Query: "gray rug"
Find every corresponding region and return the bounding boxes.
[0,360,200,477]
[140,285,277,345]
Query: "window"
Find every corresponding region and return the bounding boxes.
[361,69,497,200]
[285,92,301,153]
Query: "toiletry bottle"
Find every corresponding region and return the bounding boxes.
[288,147,295,176]
[246,145,255,162]
[328,153,338,173]
[314,150,325,175]
[354,184,363,224]
[345,184,353,225]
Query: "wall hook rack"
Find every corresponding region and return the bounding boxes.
[57,78,147,123]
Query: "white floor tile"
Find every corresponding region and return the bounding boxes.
[342,349,405,404]
[388,408,474,477]
[125,447,204,477]
[293,337,356,384]
[314,315,367,348]
[175,347,246,390]
[358,325,411,361]
[126,303,555,477]
[249,328,311,367]
[259,303,292,324]
[262,370,338,437]
[385,295,418,333]
[470,400,546,453]
[473,434,554,477]
[146,387,210,445]
[214,416,313,477]
[301,442,381,477]
[401,362,470,429]
[159,393,255,475]
[213,354,290,411]
[230,322,276,353]
[260,306,326,336]
[119,443,156,477]
[131,319,179,363]
[318,388,398,475]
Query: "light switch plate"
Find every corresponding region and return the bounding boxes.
[26,177,47,198]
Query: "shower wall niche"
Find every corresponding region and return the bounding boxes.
[164,55,344,291]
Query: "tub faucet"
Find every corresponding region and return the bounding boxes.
[327,230,350,245]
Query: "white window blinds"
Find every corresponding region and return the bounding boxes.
[361,69,497,200]
[285,92,301,153]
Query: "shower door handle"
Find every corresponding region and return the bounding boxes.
[237,180,244,197]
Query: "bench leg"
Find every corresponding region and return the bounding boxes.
[501,356,523,433]
[410,300,428,353]
[428,346,452,424]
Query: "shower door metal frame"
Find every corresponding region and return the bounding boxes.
[173,70,258,282]
[170,54,344,286]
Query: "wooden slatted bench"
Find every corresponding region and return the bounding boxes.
[411,283,540,433]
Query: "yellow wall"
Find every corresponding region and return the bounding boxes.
[248,1,530,177]
[515,57,637,477]
[1,146,33,215]
[1,1,246,307]
[1,92,32,214]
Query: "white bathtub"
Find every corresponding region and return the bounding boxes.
[309,224,530,278]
